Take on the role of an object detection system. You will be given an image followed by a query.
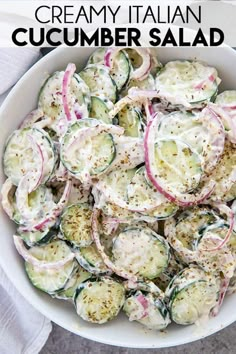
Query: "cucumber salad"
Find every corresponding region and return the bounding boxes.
[2,47,236,330]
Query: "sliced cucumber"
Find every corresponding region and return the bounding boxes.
[157,111,208,155]
[175,207,219,250]
[215,90,236,106]
[88,48,105,65]
[155,60,219,106]
[117,105,143,137]
[56,265,91,299]
[18,227,56,247]
[90,96,113,124]
[109,50,131,91]
[224,183,236,202]
[80,65,118,103]
[101,201,155,223]
[97,168,136,204]
[14,185,55,226]
[74,277,125,324]
[25,240,76,293]
[127,166,178,219]
[112,227,169,279]
[75,243,111,275]
[121,74,155,97]
[206,141,236,201]
[88,48,131,91]
[198,222,236,258]
[68,178,91,205]
[123,290,170,330]
[154,254,184,291]
[166,267,219,325]
[38,71,90,120]
[26,260,75,294]
[27,239,72,263]
[154,139,202,194]
[3,128,55,186]
[60,203,93,248]
[61,121,116,177]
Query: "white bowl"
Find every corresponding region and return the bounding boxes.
[1,32,236,348]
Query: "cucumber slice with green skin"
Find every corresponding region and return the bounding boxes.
[154,139,202,194]
[125,48,143,69]
[18,227,56,247]
[112,227,170,280]
[27,239,73,263]
[90,96,113,124]
[215,90,236,106]
[157,111,208,155]
[38,71,90,121]
[118,105,143,137]
[166,267,219,325]
[75,243,111,275]
[155,60,219,106]
[88,48,131,91]
[127,166,178,219]
[154,254,184,292]
[3,128,55,186]
[74,277,125,324]
[175,207,220,250]
[88,48,105,65]
[206,141,236,202]
[169,281,217,325]
[55,265,91,300]
[121,74,155,97]
[25,240,76,293]
[123,290,170,330]
[224,183,236,202]
[68,178,91,205]
[26,260,76,294]
[96,168,136,205]
[14,185,55,226]
[60,203,93,248]
[101,201,157,223]
[80,65,118,103]
[198,222,236,258]
[61,121,116,177]
[109,50,131,91]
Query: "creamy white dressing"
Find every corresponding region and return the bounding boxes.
[2,47,235,332]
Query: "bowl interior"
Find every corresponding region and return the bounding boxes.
[1,42,236,348]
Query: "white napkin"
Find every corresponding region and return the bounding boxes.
[0,48,41,95]
[0,48,51,354]
[0,267,52,354]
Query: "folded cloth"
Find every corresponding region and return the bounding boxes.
[0,48,40,95]
[0,266,52,354]
[0,48,51,354]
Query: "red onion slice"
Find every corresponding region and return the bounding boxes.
[109,88,191,119]
[209,103,236,144]
[92,209,138,281]
[62,63,76,121]
[200,203,234,252]
[144,115,215,207]
[26,134,44,192]
[13,236,74,269]
[18,180,72,232]
[211,277,230,316]
[0,178,15,220]
[198,107,225,174]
